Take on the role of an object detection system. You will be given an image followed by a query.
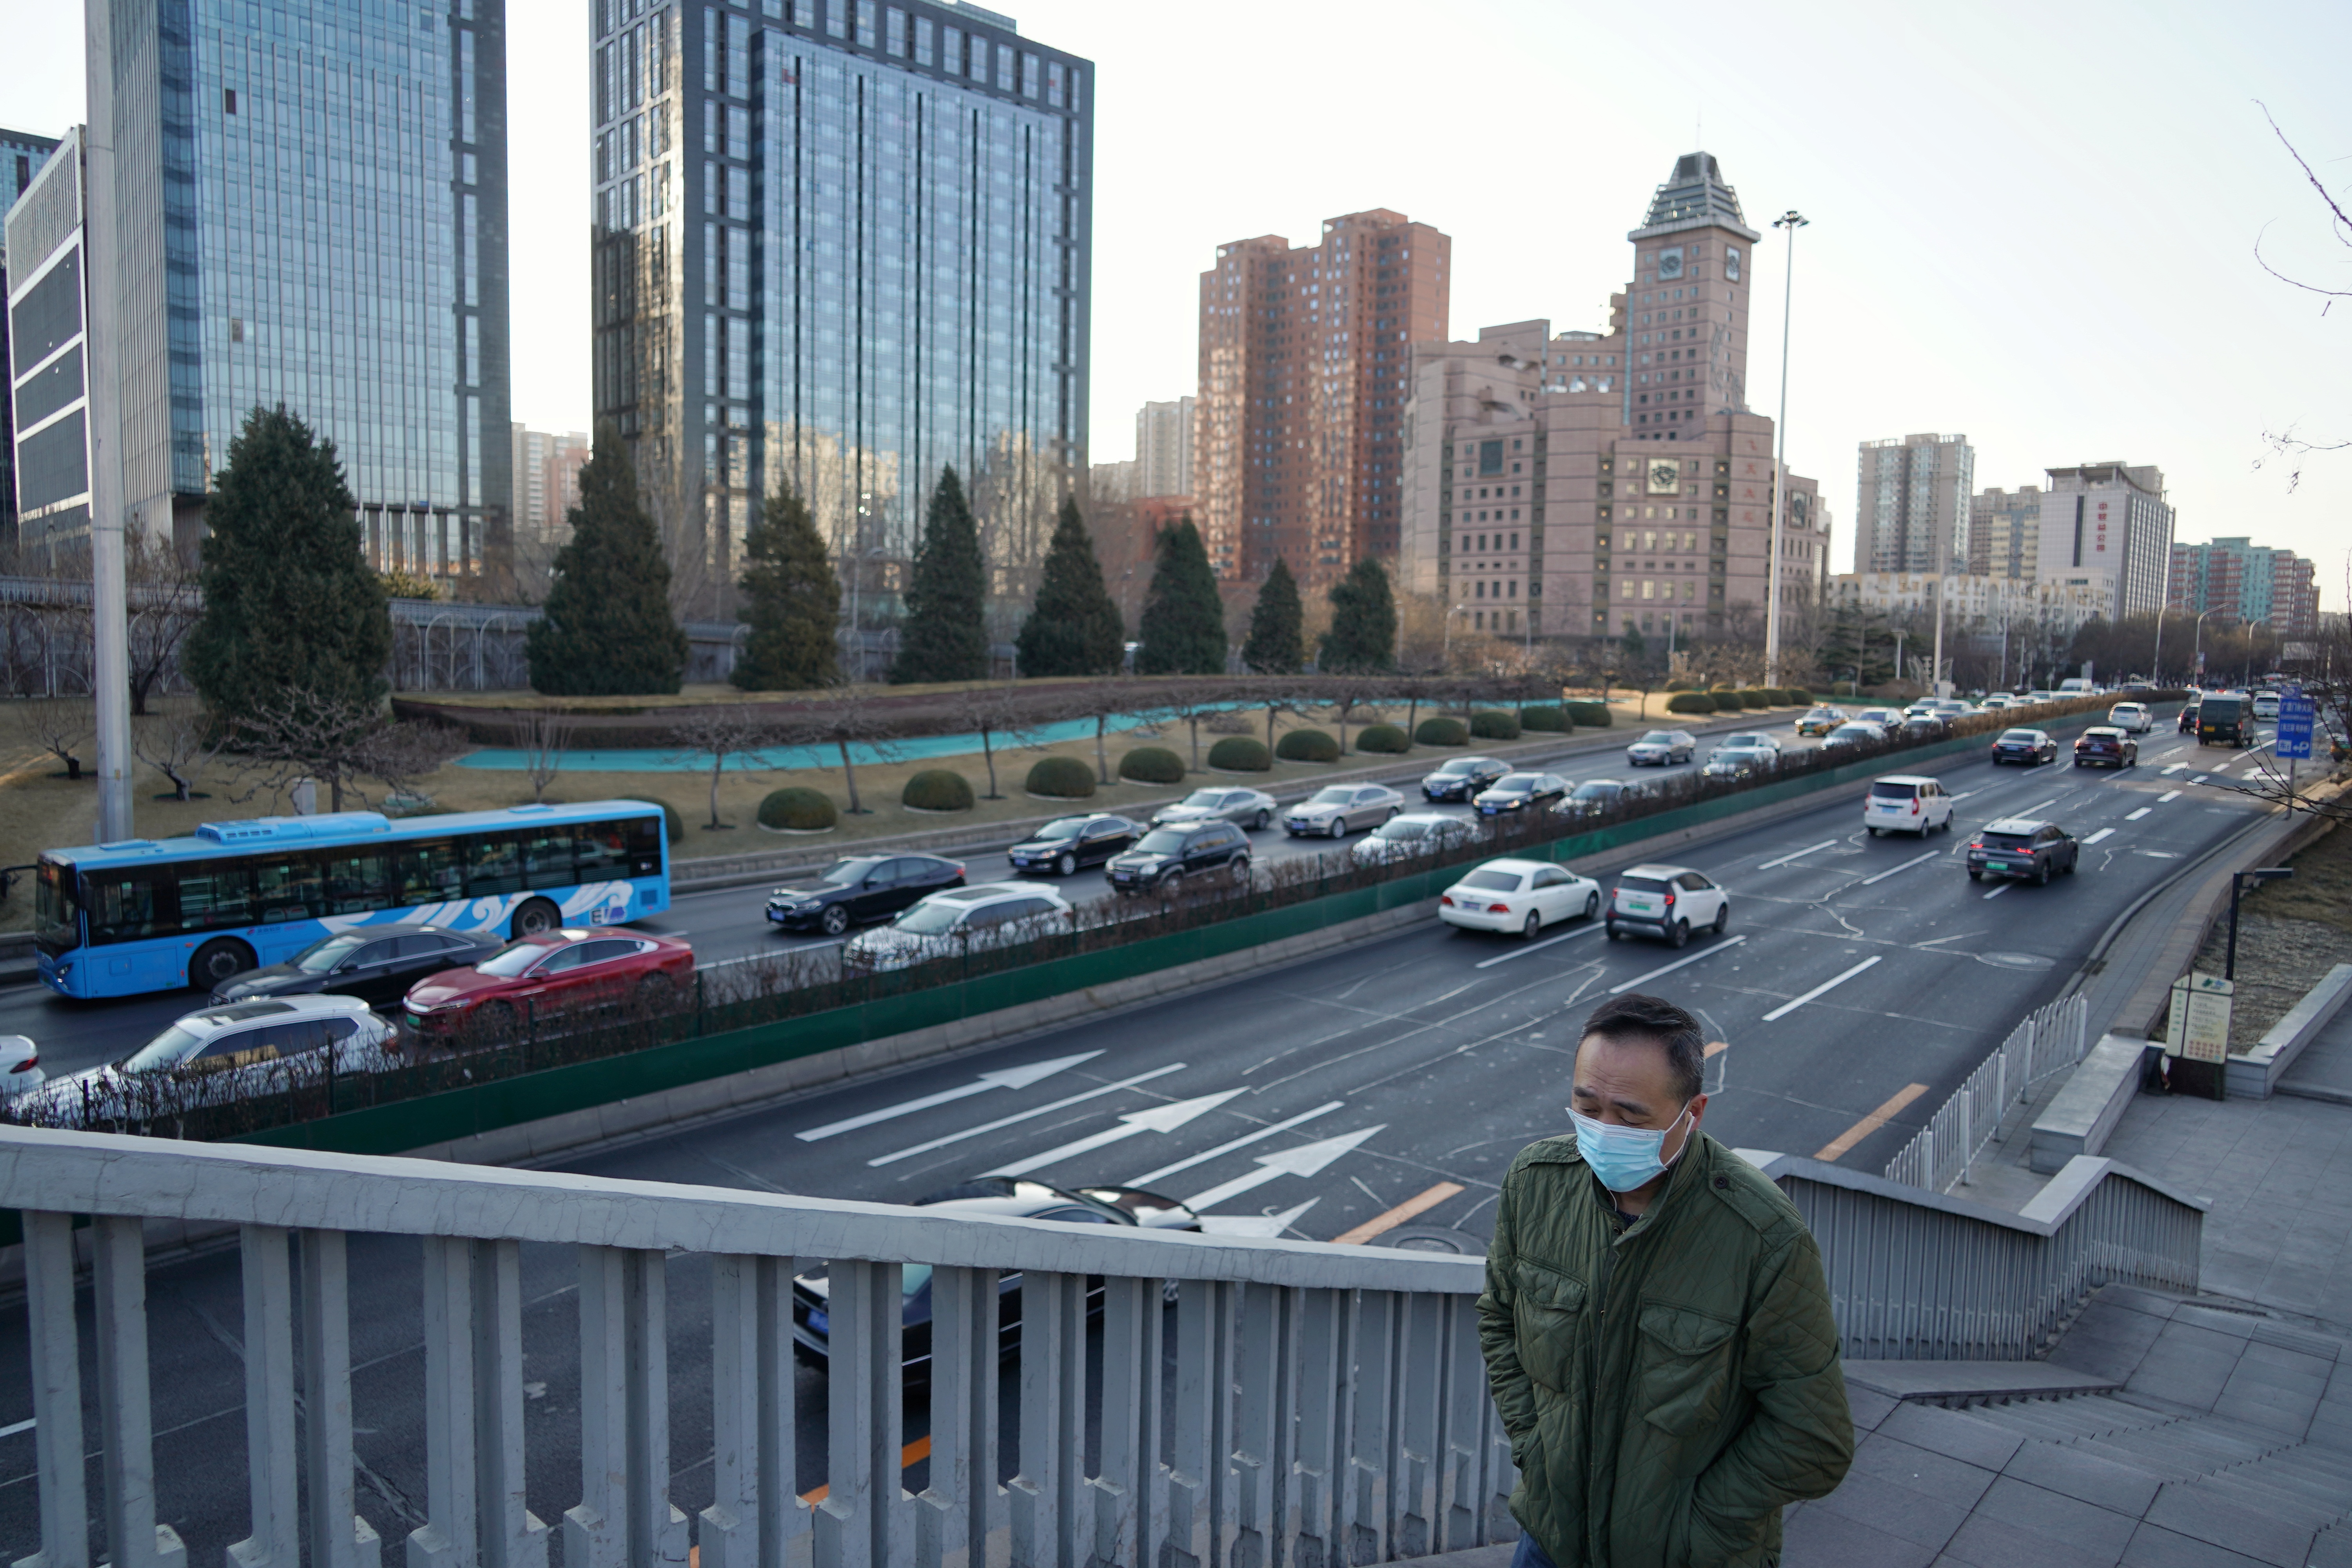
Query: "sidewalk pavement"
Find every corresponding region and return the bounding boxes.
[2281,1003,2352,1105]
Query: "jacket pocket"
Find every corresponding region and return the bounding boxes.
[1636,1299,1740,1445]
[1512,1261,1587,1394]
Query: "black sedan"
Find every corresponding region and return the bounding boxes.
[1990,728,2059,766]
[1966,818,2080,885]
[789,1178,1200,1372]
[766,854,967,936]
[2073,727,2139,769]
[1006,814,1141,877]
[1421,756,1510,802]
[212,924,505,1008]
[1472,771,1571,815]
[1105,822,1251,894]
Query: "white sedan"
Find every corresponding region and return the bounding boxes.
[15,996,394,1129]
[1439,858,1604,940]
[2108,702,2153,734]
[1353,812,1479,867]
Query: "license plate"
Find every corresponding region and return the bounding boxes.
[1625,898,1661,915]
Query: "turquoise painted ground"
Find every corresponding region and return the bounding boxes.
[457,707,1223,773]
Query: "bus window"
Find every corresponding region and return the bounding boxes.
[178,860,257,932]
[395,840,463,904]
[575,820,629,877]
[624,815,663,875]
[254,854,325,923]
[87,870,171,946]
[34,860,79,954]
[322,851,391,915]
[466,835,524,898]
[520,828,576,889]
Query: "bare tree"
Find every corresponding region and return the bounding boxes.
[1322,678,1383,755]
[124,534,201,717]
[514,709,577,804]
[945,682,1043,799]
[664,708,780,830]
[1051,682,1136,786]
[2250,104,2352,492]
[777,689,902,815]
[228,690,468,812]
[7,694,93,779]
[133,707,223,801]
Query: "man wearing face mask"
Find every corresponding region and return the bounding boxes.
[1477,993,1852,1567]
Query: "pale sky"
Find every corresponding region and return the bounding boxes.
[9,1,2351,594]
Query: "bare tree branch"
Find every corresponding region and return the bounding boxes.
[772,689,904,815]
[664,707,781,829]
[228,690,466,812]
[514,708,577,804]
[5,695,93,779]
[132,708,223,801]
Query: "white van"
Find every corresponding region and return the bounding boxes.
[1864,775,1954,837]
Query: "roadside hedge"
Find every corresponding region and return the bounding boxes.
[660,800,685,844]
[1738,689,1771,710]
[1521,705,1570,732]
[1567,700,1612,727]
[1785,688,1813,705]
[758,788,837,831]
[1207,737,1272,772]
[1275,728,1341,763]
[1026,756,1098,797]
[1356,724,1410,753]
[1416,717,1470,746]
[1666,693,1717,714]
[1470,710,1522,741]
[1118,746,1186,784]
[901,769,975,811]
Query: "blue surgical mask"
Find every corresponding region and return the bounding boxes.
[1568,1102,1693,1194]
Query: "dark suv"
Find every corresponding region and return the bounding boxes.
[1105,822,1250,895]
[1421,756,1510,802]
[1966,818,2079,886]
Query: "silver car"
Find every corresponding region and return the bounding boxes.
[1625,729,1697,766]
[1701,746,1777,780]
[17,996,395,1128]
[1284,782,1404,838]
[1351,812,1478,866]
[1150,786,1277,831]
[1717,731,1782,753]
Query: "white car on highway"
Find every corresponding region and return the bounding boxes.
[840,884,1073,974]
[1625,729,1697,766]
[1864,775,1955,837]
[14,996,393,1127]
[2254,691,2281,720]
[1439,858,1603,939]
[1605,864,1729,947]
[2107,702,2153,734]
[0,1036,44,1101]
[1353,812,1479,867]
[1717,731,1784,753]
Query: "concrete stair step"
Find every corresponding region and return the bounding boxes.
[2084,1423,2287,1478]
[2182,1462,2352,1528]
[1962,1393,2180,1442]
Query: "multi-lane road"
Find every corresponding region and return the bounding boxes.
[0,711,2288,1557]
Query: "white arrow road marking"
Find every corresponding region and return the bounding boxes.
[1857,851,1938,887]
[1126,1100,1343,1186]
[1182,1125,1387,1212]
[1196,1199,1321,1239]
[2157,790,2182,802]
[2083,828,2116,845]
[1475,923,1607,968]
[1757,840,1838,870]
[1983,883,2011,900]
[797,1051,1105,1140]
[1760,955,1884,1023]
[2124,808,2150,821]
[1607,935,1748,995]
[867,1063,1190,1167]
[981,1089,1247,1178]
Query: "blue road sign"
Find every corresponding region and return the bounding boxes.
[2276,692,2315,760]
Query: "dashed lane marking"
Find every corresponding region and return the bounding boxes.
[2125,808,2151,821]
[1857,851,1938,887]
[1606,935,1748,995]
[1474,922,1607,968]
[1761,955,1884,1023]
[2158,790,2182,803]
[1757,840,1838,871]
[1982,883,2011,899]
[2083,828,2116,845]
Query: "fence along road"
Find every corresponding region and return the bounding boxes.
[0,731,2272,1558]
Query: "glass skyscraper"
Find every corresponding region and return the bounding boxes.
[83,0,509,584]
[592,0,1092,621]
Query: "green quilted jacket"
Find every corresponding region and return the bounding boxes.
[1476,1129,1853,1567]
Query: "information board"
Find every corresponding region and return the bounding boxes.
[2277,684,2314,761]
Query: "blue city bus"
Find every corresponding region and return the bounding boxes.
[34,800,671,1000]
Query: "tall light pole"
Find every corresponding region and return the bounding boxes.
[1763,210,1808,689]
[2192,608,2217,687]
[2149,605,2165,686]
[86,0,134,842]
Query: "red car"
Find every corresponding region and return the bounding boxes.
[401,929,694,1040]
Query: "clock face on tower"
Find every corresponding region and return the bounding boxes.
[1657,247,1685,280]
[1648,461,1681,495]
[1724,245,1742,281]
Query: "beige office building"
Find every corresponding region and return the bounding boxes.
[1969,485,2042,579]
[2035,463,2175,620]
[1858,432,1974,575]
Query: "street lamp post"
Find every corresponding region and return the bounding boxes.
[1763,209,1808,690]
[2192,609,2217,686]
[2149,606,2165,687]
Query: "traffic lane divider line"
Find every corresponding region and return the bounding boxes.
[1756,840,1839,870]
[1759,955,1884,1023]
[1983,884,2011,899]
[2083,829,2116,845]
[1474,924,1607,968]
[1856,851,1938,887]
[2125,808,2151,821]
[2158,790,2182,802]
[1330,1181,1468,1245]
[867,1062,1190,1166]
[1814,1082,1930,1162]
[1607,935,1748,995]
[1125,1100,1345,1186]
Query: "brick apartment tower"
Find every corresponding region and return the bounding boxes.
[1195,210,1449,586]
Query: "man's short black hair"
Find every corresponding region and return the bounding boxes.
[1581,993,1706,1103]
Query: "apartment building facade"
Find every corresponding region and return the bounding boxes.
[1136,396,1193,500]
[2035,463,2174,621]
[0,126,59,549]
[1194,209,1448,586]
[1969,485,2041,579]
[1858,432,1973,575]
[1397,154,1827,644]
[1831,570,2109,639]
[2169,536,2319,638]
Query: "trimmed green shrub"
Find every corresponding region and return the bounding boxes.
[1415,716,1470,746]
[1739,689,1772,710]
[1207,736,1272,772]
[1469,710,1521,741]
[1026,756,1098,798]
[659,799,685,844]
[1566,701,1612,728]
[901,769,975,812]
[1520,705,1570,732]
[1663,678,1697,692]
[758,787,838,831]
[1118,746,1186,784]
[1784,688,1813,706]
[1666,692,1718,715]
[1356,723,1410,754]
[1275,728,1341,763]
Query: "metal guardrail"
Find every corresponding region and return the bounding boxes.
[1749,1148,2205,1361]
[0,1127,1513,1568]
[1882,994,2089,1192]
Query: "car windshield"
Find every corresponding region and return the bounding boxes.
[2000,730,2039,743]
[1136,829,1190,853]
[1636,732,1674,744]
[1376,819,1430,840]
[892,901,965,935]
[1572,782,1620,800]
[1712,750,1761,765]
[1309,787,1356,805]
[1432,760,1477,777]
[1491,774,1542,791]
[1458,870,1522,893]
[476,941,553,978]
[1034,819,1089,842]
[291,932,374,974]
[1179,790,1225,807]
[119,1024,207,1074]
[1870,782,1919,799]
[1725,734,1764,746]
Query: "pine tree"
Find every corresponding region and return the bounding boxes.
[733,484,840,691]
[1136,518,1227,675]
[890,466,989,683]
[184,405,393,724]
[1319,556,1397,673]
[1241,557,1305,674]
[526,421,688,695]
[1015,495,1124,677]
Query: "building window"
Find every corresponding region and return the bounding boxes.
[224,87,238,114]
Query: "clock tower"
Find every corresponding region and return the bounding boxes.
[1622,152,1760,439]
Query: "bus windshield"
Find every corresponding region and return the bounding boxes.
[34,859,77,957]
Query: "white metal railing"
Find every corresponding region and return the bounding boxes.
[0,1127,1512,1568]
[1882,993,2089,1192]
